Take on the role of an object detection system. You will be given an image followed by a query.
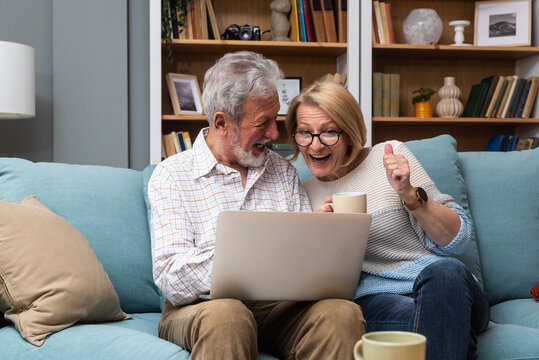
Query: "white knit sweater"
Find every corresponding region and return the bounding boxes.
[302,141,471,298]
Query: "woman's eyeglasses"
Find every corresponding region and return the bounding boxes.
[292,130,343,147]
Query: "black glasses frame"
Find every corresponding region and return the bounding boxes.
[292,130,344,147]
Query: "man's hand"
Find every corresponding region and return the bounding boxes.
[383,144,415,203]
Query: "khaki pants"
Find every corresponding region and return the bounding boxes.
[159,298,365,360]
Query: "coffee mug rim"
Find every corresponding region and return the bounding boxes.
[362,331,426,346]
[333,191,366,197]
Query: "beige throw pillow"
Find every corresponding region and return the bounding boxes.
[0,196,130,346]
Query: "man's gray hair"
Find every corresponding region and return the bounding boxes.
[202,51,283,126]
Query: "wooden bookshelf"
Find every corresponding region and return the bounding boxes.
[156,0,359,159]
[365,0,539,151]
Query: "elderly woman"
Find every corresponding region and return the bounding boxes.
[285,81,489,360]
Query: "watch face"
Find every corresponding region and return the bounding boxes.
[417,187,428,201]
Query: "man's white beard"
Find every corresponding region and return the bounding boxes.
[232,130,268,168]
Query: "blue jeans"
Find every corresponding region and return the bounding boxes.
[355,258,489,360]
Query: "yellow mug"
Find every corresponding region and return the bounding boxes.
[354,331,426,360]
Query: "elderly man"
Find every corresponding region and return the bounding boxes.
[148,51,365,360]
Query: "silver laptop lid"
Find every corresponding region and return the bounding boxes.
[210,211,371,301]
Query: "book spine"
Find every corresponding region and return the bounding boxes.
[373,1,385,45]
[389,73,400,117]
[522,77,539,118]
[515,79,532,118]
[372,72,383,117]
[385,2,395,44]
[337,0,347,43]
[297,0,307,42]
[302,0,315,42]
[379,2,390,45]
[372,2,380,44]
[381,73,391,117]
[309,0,326,42]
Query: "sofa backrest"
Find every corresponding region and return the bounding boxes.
[0,158,161,313]
[459,148,539,305]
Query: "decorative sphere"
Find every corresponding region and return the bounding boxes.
[403,9,443,45]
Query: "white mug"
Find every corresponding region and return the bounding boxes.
[329,192,367,213]
[353,331,426,360]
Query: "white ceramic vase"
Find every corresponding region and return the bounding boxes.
[436,76,464,118]
[403,9,443,45]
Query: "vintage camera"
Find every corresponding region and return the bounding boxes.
[221,24,261,40]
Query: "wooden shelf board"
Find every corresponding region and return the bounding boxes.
[373,117,539,124]
[165,39,347,56]
[373,44,539,60]
[163,114,287,122]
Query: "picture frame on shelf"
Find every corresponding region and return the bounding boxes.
[474,0,531,47]
[166,73,204,115]
[277,77,302,116]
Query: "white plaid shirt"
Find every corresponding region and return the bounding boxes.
[148,128,312,305]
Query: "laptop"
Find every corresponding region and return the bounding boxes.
[208,211,372,301]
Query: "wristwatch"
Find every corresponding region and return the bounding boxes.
[404,187,428,211]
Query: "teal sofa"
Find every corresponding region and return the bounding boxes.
[0,135,538,359]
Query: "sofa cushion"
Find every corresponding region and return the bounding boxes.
[0,196,129,346]
[406,135,483,287]
[490,299,539,330]
[0,313,190,360]
[459,149,539,304]
[477,321,539,360]
[0,158,161,313]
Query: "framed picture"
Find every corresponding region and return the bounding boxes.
[166,73,204,115]
[474,0,531,46]
[277,77,302,116]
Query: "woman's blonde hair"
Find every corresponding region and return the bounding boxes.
[285,81,367,167]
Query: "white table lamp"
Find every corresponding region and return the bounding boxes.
[0,41,35,119]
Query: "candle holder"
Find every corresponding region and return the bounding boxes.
[449,20,471,46]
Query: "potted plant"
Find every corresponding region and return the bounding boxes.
[162,0,192,64]
[412,87,435,118]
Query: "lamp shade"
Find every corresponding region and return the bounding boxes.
[0,41,35,119]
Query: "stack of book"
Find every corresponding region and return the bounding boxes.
[166,0,220,40]
[462,75,539,118]
[372,1,395,44]
[318,72,347,87]
[290,0,347,43]
[162,131,193,159]
[372,72,400,117]
[486,135,539,151]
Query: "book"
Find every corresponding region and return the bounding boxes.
[506,135,519,151]
[177,131,187,151]
[189,2,197,39]
[500,75,519,118]
[290,0,301,42]
[302,0,315,42]
[163,133,176,157]
[379,1,390,45]
[521,76,539,118]
[171,131,182,153]
[182,131,193,149]
[169,0,179,39]
[372,72,383,117]
[490,77,508,118]
[384,2,395,44]
[462,82,489,117]
[198,0,209,40]
[505,77,526,118]
[478,75,499,117]
[389,73,400,117]
[514,78,533,118]
[485,76,504,117]
[321,0,338,42]
[373,1,385,44]
[297,0,307,42]
[337,0,347,43]
[309,0,326,42]
[206,0,220,40]
[497,75,517,118]
[381,73,391,117]
[372,1,380,44]
[486,135,505,151]
[515,137,533,151]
